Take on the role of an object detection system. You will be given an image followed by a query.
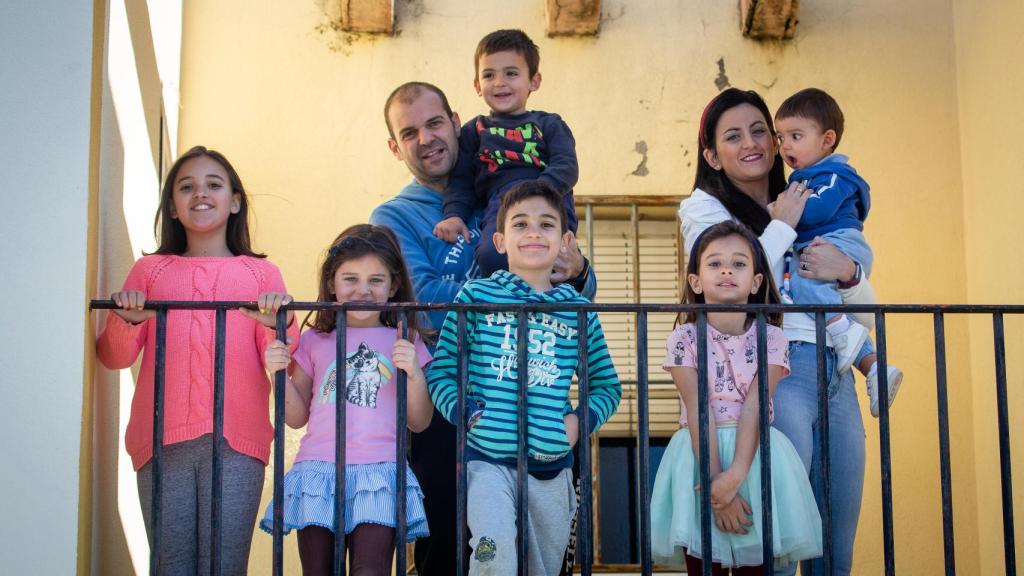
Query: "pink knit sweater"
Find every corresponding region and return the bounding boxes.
[97,255,299,471]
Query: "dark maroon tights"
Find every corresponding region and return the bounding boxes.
[685,553,763,576]
[297,524,396,576]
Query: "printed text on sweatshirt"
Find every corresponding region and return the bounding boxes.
[427,270,620,472]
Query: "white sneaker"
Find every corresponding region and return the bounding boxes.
[867,364,904,418]
[831,321,868,374]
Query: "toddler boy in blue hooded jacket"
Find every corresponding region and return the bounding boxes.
[427,181,620,575]
[775,88,903,418]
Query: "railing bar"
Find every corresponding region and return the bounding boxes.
[273,308,288,576]
[517,309,529,575]
[933,313,957,575]
[395,313,409,573]
[993,313,1018,575]
[89,299,1024,315]
[334,310,348,576]
[211,308,226,576]
[150,308,167,576]
[636,311,652,575]
[816,312,832,576]
[876,312,896,575]
[578,309,593,575]
[756,313,774,575]
[456,311,468,576]
[696,311,712,576]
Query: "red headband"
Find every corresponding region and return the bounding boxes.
[698,94,719,150]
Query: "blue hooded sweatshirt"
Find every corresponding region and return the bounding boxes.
[370,182,484,330]
[789,153,871,246]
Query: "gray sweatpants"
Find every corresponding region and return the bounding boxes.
[137,435,265,576]
[467,460,577,576]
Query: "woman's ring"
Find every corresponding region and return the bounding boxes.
[801,262,809,271]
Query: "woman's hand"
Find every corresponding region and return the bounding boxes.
[798,236,857,282]
[768,180,811,229]
[239,292,294,328]
[711,495,753,534]
[110,290,156,324]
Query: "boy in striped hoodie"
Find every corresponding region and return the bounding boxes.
[427,180,621,575]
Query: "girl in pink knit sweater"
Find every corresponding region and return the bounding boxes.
[96,146,298,575]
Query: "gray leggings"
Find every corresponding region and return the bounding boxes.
[137,435,265,576]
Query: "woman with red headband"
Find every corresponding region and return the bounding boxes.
[675,88,876,576]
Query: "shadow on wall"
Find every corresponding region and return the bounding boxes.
[92,77,146,576]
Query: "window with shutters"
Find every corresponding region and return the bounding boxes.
[573,195,686,569]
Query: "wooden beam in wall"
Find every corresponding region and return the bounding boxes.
[545,0,601,36]
[340,0,393,34]
[740,0,799,40]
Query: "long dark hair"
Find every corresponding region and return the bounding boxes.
[679,221,783,327]
[152,145,264,257]
[693,88,787,235]
[306,224,432,344]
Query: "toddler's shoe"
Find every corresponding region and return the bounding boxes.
[831,321,868,374]
[867,363,904,418]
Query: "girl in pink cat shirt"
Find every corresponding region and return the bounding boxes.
[259,224,434,576]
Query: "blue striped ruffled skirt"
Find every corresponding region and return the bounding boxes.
[259,460,429,541]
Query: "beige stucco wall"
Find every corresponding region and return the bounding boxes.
[954,0,1024,573]
[109,0,1016,573]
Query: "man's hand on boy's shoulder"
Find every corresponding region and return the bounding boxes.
[550,231,585,284]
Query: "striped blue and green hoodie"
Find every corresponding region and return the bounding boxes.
[427,270,621,474]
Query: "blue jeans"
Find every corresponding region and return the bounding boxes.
[772,341,865,576]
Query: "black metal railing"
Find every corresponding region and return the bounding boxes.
[90,300,1022,576]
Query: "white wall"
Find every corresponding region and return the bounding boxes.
[0,1,96,572]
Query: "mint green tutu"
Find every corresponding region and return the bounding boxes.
[651,426,822,569]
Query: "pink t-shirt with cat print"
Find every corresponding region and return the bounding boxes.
[663,322,790,427]
[292,326,431,465]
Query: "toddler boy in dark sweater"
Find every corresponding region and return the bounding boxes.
[433,29,579,279]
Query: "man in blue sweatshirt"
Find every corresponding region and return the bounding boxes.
[370,81,595,576]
